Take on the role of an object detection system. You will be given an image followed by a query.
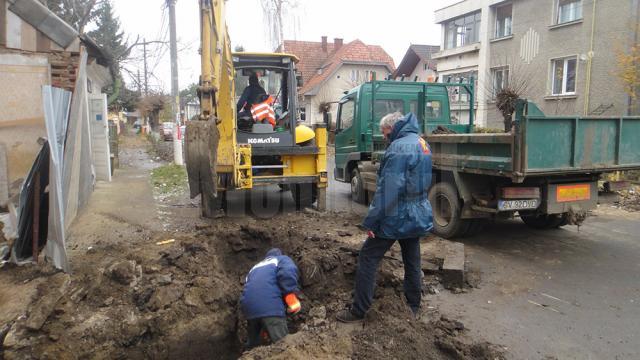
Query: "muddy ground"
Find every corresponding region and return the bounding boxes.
[0,133,505,359]
[0,214,505,360]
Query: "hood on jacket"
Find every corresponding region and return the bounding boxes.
[389,113,420,142]
[265,248,282,258]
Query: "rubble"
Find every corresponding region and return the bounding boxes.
[25,273,71,331]
[107,260,141,286]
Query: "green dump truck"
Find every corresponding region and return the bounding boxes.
[333,80,640,238]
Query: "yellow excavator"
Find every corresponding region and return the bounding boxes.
[186,0,328,217]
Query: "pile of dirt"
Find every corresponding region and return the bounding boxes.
[618,187,640,212]
[1,211,505,359]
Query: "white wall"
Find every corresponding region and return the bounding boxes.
[303,63,392,126]
[434,0,496,127]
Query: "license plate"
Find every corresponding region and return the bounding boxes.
[498,199,539,211]
[557,184,591,202]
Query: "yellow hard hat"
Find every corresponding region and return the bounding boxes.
[295,124,315,144]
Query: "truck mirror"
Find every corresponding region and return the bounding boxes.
[296,75,304,87]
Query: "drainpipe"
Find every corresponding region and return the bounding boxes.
[583,0,597,116]
[630,0,640,115]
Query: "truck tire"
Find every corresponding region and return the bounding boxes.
[428,182,470,239]
[520,213,565,229]
[292,183,317,210]
[351,169,367,204]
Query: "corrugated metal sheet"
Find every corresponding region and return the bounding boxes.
[8,0,77,48]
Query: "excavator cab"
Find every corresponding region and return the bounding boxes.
[186,0,327,218]
[233,53,301,148]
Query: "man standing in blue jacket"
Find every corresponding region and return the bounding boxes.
[240,248,301,348]
[337,112,433,322]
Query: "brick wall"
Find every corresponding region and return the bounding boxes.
[49,51,79,92]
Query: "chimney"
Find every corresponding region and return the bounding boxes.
[334,38,343,51]
[321,36,328,52]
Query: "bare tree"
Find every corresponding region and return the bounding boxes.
[260,0,298,51]
[484,55,534,132]
[41,0,102,33]
[137,94,169,131]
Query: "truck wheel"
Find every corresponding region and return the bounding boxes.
[292,183,317,210]
[351,169,367,204]
[520,213,565,229]
[428,182,469,239]
[201,191,225,218]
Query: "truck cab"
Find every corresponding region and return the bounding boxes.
[334,81,463,184]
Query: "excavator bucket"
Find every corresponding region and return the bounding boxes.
[185,119,219,202]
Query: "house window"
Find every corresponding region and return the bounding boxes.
[445,11,481,49]
[551,57,577,95]
[444,71,478,102]
[556,0,582,24]
[426,101,442,119]
[495,4,513,38]
[491,67,510,98]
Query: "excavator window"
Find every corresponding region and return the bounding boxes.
[235,68,290,133]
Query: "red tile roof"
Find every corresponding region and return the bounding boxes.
[279,39,395,96]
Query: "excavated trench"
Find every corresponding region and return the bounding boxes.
[1,214,505,360]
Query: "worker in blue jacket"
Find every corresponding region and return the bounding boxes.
[240,248,301,348]
[337,112,433,322]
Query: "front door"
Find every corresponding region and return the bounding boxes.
[89,94,111,182]
[334,97,356,180]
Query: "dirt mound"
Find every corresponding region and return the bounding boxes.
[1,212,505,359]
[619,187,640,212]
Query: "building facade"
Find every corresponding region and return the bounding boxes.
[0,0,112,203]
[434,0,640,128]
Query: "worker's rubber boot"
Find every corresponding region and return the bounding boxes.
[411,307,420,320]
[336,308,364,323]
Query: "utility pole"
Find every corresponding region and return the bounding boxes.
[167,0,183,165]
[133,39,166,96]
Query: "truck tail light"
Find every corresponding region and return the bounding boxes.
[501,187,540,199]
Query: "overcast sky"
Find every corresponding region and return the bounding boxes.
[113,0,457,92]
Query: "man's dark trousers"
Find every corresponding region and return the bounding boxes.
[352,236,422,317]
[246,317,288,348]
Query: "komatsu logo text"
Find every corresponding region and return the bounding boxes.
[247,137,280,144]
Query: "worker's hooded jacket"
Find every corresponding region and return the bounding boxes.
[240,248,300,320]
[362,113,434,239]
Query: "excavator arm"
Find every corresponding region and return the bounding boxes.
[185,0,237,215]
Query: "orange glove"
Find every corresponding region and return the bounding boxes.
[260,329,270,342]
[284,293,301,314]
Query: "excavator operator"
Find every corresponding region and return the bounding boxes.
[237,73,267,115]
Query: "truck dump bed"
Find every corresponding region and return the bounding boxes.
[426,101,640,182]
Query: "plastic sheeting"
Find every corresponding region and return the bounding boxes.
[11,142,50,263]
[42,85,72,271]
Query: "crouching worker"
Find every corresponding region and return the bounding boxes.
[240,248,301,348]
